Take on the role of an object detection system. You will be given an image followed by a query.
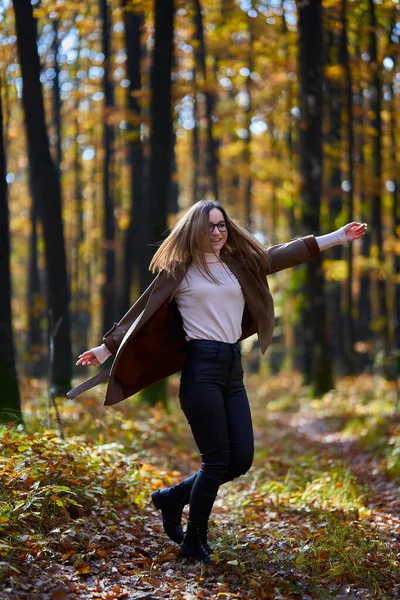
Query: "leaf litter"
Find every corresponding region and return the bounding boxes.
[0,373,399,599]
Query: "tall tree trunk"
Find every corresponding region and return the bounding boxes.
[356,115,373,371]
[73,115,89,358]
[193,0,219,199]
[367,0,389,370]
[169,122,179,213]
[389,17,399,377]
[243,10,254,230]
[142,0,174,290]
[297,0,334,395]
[192,65,201,204]
[353,32,373,372]
[13,0,72,393]
[120,6,144,314]
[140,0,174,406]
[26,203,46,377]
[0,76,22,423]
[52,19,62,170]
[100,0,116,335]
[341,0,355,373]
[324,23,345,375]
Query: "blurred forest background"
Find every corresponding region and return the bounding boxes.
[1,0,400,421]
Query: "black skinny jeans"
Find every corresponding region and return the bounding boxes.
[179,339,254,529]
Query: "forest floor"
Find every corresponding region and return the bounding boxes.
[1,372,400,599]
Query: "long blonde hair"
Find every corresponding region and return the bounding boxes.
[149,200,271,282]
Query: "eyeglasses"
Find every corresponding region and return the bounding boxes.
[209,222,228,233]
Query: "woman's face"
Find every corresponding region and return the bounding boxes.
[204,208,228,253]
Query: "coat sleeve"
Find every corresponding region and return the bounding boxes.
[264,235,320,275]
[102,275,159,354]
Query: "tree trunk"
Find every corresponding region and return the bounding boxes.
[52,19,62,170]
[100,0,116,335]
[120,6,144,315]
[0,76,22,423]
[140,0,175,405]
[193,0,219,199]
[243,10,254,230]
[13,0,72,393]
[192,65,201,204]
[367,0,389,371]
[297,0,334,395]
[341,0,355,374]
[26,202,46,377]
[389,17,399,378]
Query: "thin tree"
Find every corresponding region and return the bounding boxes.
[100,0,116,335]
[142,0,175,290]
[388,16,399,379]
[193,0,219,199]
[297,0,334,394]
[26,202,46,377]
[13,0,72,393]
[324,20,346,375]
[367,0,389,369]
[341,0,355,373]
[120,2,144,314]
[0,76,22,424]
[242,8,254,230]
[140,0,175,405]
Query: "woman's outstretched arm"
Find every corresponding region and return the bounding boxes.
[265,222,367,274]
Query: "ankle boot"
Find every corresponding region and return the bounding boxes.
[151,481,191,544]
[179,522,215,564]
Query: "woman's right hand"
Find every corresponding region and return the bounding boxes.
[76,350,100,367]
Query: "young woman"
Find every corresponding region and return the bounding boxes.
[72,200,367,564]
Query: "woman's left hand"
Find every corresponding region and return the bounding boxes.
[343,222,367,242]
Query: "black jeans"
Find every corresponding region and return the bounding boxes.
[179,340,254,529]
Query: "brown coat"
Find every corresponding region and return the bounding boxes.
[67,235,320,406]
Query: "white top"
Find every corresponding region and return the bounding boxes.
[173,253,245,344]
[91,227,347,363]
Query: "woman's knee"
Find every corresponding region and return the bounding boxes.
[200,450,231,481]
[224,452,253,481]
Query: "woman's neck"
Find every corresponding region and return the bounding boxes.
[204,251,221,264]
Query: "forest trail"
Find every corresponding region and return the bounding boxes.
[1,374,400,599]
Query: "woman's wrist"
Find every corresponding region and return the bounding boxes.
[315,227,347,251]
[91,344,112,364]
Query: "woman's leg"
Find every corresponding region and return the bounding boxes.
[178,341,253,562]
[221,346,254,483]
[179,367,231,532]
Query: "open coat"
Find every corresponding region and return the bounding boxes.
[67,235,320,406]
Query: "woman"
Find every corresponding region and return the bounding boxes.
[72,200,367,564]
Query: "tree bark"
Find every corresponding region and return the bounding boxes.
[297,0,334,395]
[52,19,62,170]
[140,0,175,405]
[26,202,46,377]
[367,0,389,370]
[100,0,116,335]
[341,0,355,373]
[243,10,254,230]
[142,0,175,291]
[192,65,201,204]
[0,76,22,423]
[120,6,144,315]
[13,0,72,392]
[193,0,219,199]
[388,17,399,377]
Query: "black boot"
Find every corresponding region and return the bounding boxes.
[179,522,215,564]
[151,480,192,544]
